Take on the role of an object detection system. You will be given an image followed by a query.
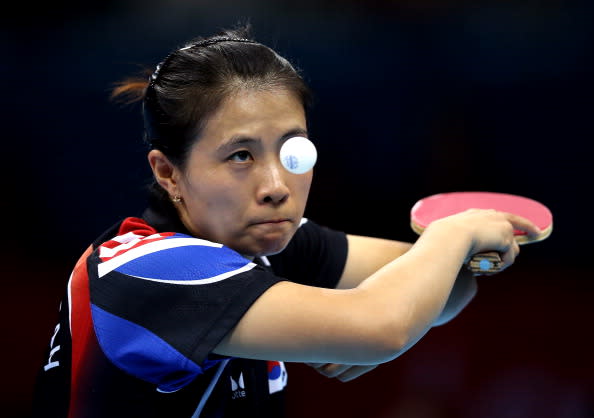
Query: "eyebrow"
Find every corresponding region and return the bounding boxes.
[217,137,260,155]
[280,128,309,143]
[217,128,309,154]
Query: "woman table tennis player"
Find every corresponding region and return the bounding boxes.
[32,24,541,418]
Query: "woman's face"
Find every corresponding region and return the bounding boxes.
[174,88,312,257]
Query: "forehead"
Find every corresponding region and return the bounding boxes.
[199,88,306,141]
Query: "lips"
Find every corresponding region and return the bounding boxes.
[251,218,291,225]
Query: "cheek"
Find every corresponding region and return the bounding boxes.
[184,188,243,240]
[293,174,313,203]
[302,172,314,193]
[185,180,248,219]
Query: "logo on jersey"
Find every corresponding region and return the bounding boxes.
[267,361,288,394]
[230,372,246,399]
[43,323,61,371]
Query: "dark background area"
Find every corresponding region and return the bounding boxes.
[1,1,593,417]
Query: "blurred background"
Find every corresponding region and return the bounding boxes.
[1,0,593,417]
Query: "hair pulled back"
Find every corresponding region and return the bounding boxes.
[112,24,312,171]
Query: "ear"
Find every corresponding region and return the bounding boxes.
[147,149,181,197]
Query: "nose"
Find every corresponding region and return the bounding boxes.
[257,161,290,205]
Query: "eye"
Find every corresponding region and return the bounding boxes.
[228,150,253,163]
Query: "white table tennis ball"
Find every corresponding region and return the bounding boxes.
[280,136,317,174]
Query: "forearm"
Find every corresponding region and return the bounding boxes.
[337,235,413,290]
[356,222,473,354]
[433,267,477,326]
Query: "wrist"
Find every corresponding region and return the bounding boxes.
[421,218,474,261]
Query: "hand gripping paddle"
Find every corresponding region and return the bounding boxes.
[410,191,553,274]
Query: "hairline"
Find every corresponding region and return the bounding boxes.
[176,83,307,171]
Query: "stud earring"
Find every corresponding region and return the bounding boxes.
[171,195,182,203]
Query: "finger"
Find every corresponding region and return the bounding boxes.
[307,363,352,378]
[504,212,542,238]
[304,362,323,368]
[335,365,378,382]
[500,239,520,269]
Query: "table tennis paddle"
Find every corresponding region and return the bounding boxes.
[410,191,553,274]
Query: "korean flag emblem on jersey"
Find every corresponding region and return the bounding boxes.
[267,361,287,394]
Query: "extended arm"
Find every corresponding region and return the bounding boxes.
[303,235,477,382]
[338,234,477,326]
[214,210,539,366]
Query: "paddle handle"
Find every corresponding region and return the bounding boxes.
[467,251,502,274]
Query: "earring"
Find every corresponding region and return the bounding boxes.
[171,195,182,203]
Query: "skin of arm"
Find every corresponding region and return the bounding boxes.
[214,210,537,369]
[306,235,477,382]
[338,234,478,326]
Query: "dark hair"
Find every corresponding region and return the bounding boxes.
[112,24,312,171]
[111,25,312,207]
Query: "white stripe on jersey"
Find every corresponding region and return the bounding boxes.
[67,271,73,336]
[97,237,223,278]
[99,233,179,259]
[98,233,147,258]
[111,231,145,244]
[125,261,257,285]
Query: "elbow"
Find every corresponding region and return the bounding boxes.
[357,313,416,363]
[330,313,411,364]
[374,331,410,363]
[365,298,440,362]
[337,291,428,364]
[434,274,478,326]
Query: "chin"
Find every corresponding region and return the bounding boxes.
[248,235,293,258]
